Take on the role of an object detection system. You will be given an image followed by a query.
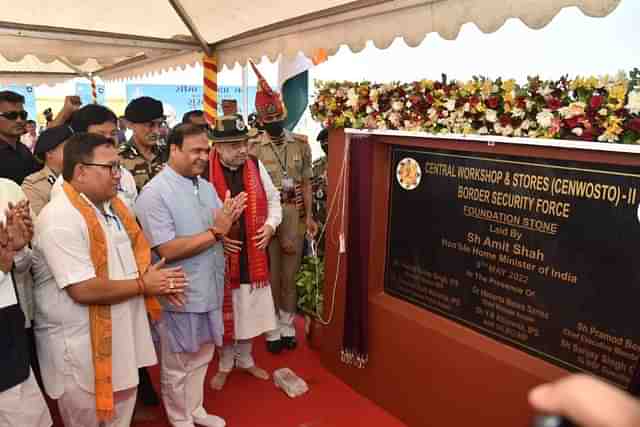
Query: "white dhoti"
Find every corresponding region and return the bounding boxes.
[231,285,277,340]
[218,285,277,372]
[159,322,223,427]
[0,370,52,427]
[57,374,136,427]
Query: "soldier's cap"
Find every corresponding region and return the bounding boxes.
[124,96,164,124]
[210,115,249,143]
[34,125,73,156]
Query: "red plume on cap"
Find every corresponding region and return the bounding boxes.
[249,60,286,122]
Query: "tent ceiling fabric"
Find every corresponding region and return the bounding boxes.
[0,0,622,82]
[214,0,623,68]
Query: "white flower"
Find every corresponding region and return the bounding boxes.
[478,126,489,135]
[485,109,498,123]
[598,108,608,116]
[511,108,525,119]
[463,102,471,112]
[441,110,449,118]
[445,99,456,111]
[389,112,402,127]
[501,125,514,137]
[391,100,404,112]
[346,88,359,109]
[538,85,553,97]
[525,100,535,111]
[536,110,554,128]
[366,105,374,114]
[626,89,640,114]
[572,127,584,136]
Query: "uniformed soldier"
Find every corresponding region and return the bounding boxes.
[248,60,318,353]
[120,96,168,192]
[312,128,329,229]
[21,125,72,215]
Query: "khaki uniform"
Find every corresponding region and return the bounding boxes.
[311,156,328,227]
[252,130,312,337]
[21,165,57,216]
[119,139,167,192]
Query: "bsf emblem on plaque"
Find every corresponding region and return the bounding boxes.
[396,157,421,190]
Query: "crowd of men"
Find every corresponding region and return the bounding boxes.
[0,62,322,427]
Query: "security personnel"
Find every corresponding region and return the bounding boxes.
[312,128,329,228]
[120,96,167,192]
[249,60,318,353]
[22,125,72,215]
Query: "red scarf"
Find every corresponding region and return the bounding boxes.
[210,151,270,342]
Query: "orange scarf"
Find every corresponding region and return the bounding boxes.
[62,182,161,421]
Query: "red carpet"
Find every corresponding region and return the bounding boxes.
[47,318,406,427]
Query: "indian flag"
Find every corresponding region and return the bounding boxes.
[278,49,328,131]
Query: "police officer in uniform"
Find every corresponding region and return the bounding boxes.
[120,96,167,192]
[22,125,72,215]
[248,61,318,353]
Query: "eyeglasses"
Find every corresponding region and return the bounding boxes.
[82,161,122,175]
[0,111,28,121]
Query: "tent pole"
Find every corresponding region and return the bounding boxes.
[167,0,212,57]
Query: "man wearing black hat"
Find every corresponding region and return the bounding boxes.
[120,97,168,192]
[22,126,73,215]
[208,115,281,391]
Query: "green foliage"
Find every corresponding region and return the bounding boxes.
[296,255,324,316]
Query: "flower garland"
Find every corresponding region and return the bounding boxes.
[310,69,640,144]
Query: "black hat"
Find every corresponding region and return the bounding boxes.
[34,125,73,156]
[210,115,249,143]
[124,97,164,123]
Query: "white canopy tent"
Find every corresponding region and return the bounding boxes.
[0,0,622,85]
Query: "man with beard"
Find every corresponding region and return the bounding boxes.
[121,97,168,192]
[135,124,245,427]
[248,61,318,353]
[208,115,281,391]
[0,91,41,185]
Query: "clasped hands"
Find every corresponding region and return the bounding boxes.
[139,258,189,307]
[212,191,274,255]
[0,200,34,273]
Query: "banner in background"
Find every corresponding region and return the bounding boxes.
[126,84,257,127]
[76,83,106,105]
[0,85,37,122]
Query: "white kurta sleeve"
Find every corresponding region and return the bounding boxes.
[37,224,95,289]
[258,160,282,230]
[13,247,32,273]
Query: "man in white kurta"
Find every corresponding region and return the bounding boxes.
[33,133,165,427]
[208,115,282,391]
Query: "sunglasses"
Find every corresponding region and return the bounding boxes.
[0,110,28,121]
